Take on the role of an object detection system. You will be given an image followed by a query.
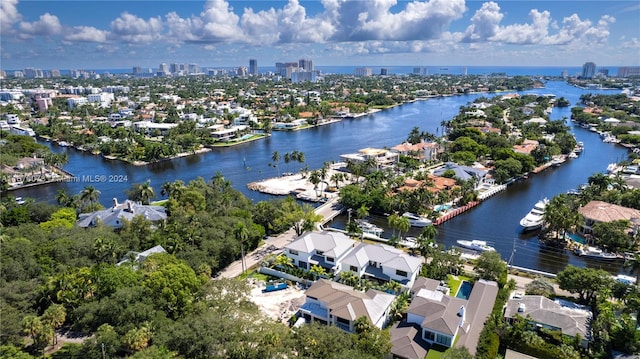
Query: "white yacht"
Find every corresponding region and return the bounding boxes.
[355,219,384,237]
[402,212,432,227]
[519,198,549,231]
[456,239,496,252]
[575,246,622,261]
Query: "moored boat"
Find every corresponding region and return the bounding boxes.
[519,198,549,231]
[402,212,432,227]
[574,246,622,261]
[355,219,384,237]
[456,239,495,252]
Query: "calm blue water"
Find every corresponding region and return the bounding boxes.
[11,81,630,274]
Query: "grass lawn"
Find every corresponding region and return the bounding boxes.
[426,348,443,359]
[447,274,472,297]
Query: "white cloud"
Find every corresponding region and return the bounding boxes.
[463,1,503,42]
[327,0,465,41]
[490,9,550,44]
[19,13,62,37]
[110,12,163,43]
[65,26,108,43]
[0,0,21,34]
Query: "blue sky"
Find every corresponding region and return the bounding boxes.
[1,0,639,70]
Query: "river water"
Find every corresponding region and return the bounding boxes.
[13,81,629,274]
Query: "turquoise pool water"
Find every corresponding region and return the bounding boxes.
[239,134,253,140]
[567,232,586,244]
[434,204,452,212]
[456,281,473,300]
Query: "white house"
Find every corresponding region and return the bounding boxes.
[401,279,498,354]
[285,231,356,272]
[340,243,423,288]
[299,279,395,332]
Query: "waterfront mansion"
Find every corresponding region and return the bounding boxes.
[284,231,423,288]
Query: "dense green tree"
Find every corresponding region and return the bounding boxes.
[556,265,611,306]
[475,251,506,283]
[592,220,632,252]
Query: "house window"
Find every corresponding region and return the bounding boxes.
[396,269,408,277]
[326,257,334,262]
[436,333,452,347]
[424,330,435,341]
[298,261,307,269]
[350,266,358,272]
[289,249,299,255]
[336,317,350,325]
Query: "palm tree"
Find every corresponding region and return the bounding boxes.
[137,180,155,205]
[80,185,101,206]
[388,213,400,238]
[330,172,343,189]
[384,280,402,294]
[396,216,411,240]
[55,189,72,206]
[356,204,370,220]
[234,222,250,273]
[271,151,281,176]
[160,180,185,199]
[42,304,66,345]
[309,170,321,197]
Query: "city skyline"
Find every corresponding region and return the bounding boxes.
[1,0,639,70]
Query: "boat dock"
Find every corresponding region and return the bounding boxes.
[433,201,479,226]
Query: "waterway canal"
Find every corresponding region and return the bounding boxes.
[13,81,629,274]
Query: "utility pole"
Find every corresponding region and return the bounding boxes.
[507,238,516,268]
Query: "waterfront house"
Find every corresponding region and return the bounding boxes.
[391,278,498,357]
[504,295,591,348]
[432,162,488,183]
[578,200,640,235]
[77,198,167,229]
[340,147,399,170]
[392,141,440,161]
[298,279,395,333]
[340,243,423,288]
[513,140,539,155]
[285,231,356,272]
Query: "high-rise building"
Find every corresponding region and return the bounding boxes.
[159,63,169,75]
[581,62,596,79]
[169,63,180,74]
[132,66,142,75]
[617,67,640,78]
[380,68,388,76]
[354,68,372,77]
[249,59,258,75]
[237,66,247,76]
[298,58,313,71]
[561,70,569,79]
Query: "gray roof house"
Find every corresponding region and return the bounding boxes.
[433,162,488,182]
[392,278,498,358]
[341,242,423,288]
[77,198,167,228]
[504,295,592,348]
[117,245,167,266]
[285,231,356,272]
[298,279,395,333]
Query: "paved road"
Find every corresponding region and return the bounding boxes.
[216,197,342,279]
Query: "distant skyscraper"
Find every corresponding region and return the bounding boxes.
[354,68,372,77]
[413,67,422,75]
[159,63,169,75]
[380,68,388,75]
[561,70,569,79]
[249,59,258,75]
[617,67,640,78]
[581,62,596,79]
[237,66,247,76]
[298,58,313,71]
[132,66,142,75]
[462,67,468,76]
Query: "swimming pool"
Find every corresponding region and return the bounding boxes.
[456,281,473,300]
[567,232,586,244]
[434,204,451,212]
